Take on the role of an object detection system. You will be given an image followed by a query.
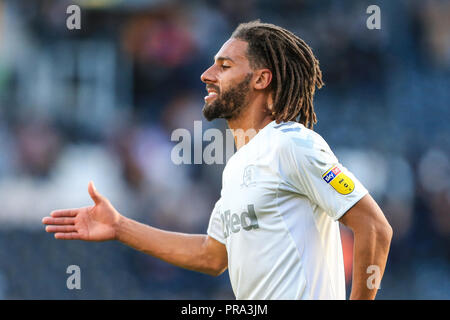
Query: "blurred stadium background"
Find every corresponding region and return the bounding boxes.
[0,0,448,299]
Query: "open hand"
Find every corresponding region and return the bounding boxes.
[42,181,122,241]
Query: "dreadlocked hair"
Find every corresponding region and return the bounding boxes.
[231,20,324,129]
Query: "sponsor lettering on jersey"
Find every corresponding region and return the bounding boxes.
[220,204,259,238]
[322,165,354,195]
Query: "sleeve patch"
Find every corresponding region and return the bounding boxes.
[322,165,355,195]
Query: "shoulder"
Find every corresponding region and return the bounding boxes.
[269,121,332,157]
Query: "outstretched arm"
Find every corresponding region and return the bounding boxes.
[42,182,228,276]
[339,194,393,300]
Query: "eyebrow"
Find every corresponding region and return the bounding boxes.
[214,56,235,63]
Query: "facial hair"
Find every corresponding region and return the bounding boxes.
[202,73,253,121]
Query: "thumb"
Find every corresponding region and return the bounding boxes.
[88,181,103,205]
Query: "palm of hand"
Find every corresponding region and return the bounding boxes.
[43,182,120,241]
[75,204,117,241]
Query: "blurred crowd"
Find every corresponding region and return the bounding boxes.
[0,0,448,299]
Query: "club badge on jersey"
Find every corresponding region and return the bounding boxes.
[322,165,354,195]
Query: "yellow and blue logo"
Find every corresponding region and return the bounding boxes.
[322,165,354,195]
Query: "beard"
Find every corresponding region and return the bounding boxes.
[202,73,253,121]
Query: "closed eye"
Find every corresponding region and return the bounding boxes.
[221,65,231,70]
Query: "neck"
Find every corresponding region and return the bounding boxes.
[226,96,274,150]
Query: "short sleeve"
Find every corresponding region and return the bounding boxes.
[207,198,226,244]
[280,132,368,221]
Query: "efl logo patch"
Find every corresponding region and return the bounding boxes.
[322,165,354,195]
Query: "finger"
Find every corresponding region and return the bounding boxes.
[42,217,75,225]
[46,225,77,233]
[55,232,81,240]
[50,209,79,218]
[88,181,103,205]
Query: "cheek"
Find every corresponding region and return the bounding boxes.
[218,73,238,93]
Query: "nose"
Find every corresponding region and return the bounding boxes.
[200,64,216,84]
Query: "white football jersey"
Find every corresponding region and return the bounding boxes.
[207,120,368,300]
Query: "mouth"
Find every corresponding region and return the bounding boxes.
[204,88,219,102]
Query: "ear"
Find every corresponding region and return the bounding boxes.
[253,69,272,90]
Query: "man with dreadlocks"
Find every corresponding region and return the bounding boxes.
[42,21,392,300]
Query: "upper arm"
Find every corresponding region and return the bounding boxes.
[339,194,392,237]
[204,235,228,276]
[205,198,227,275]
[280,131,369,221]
